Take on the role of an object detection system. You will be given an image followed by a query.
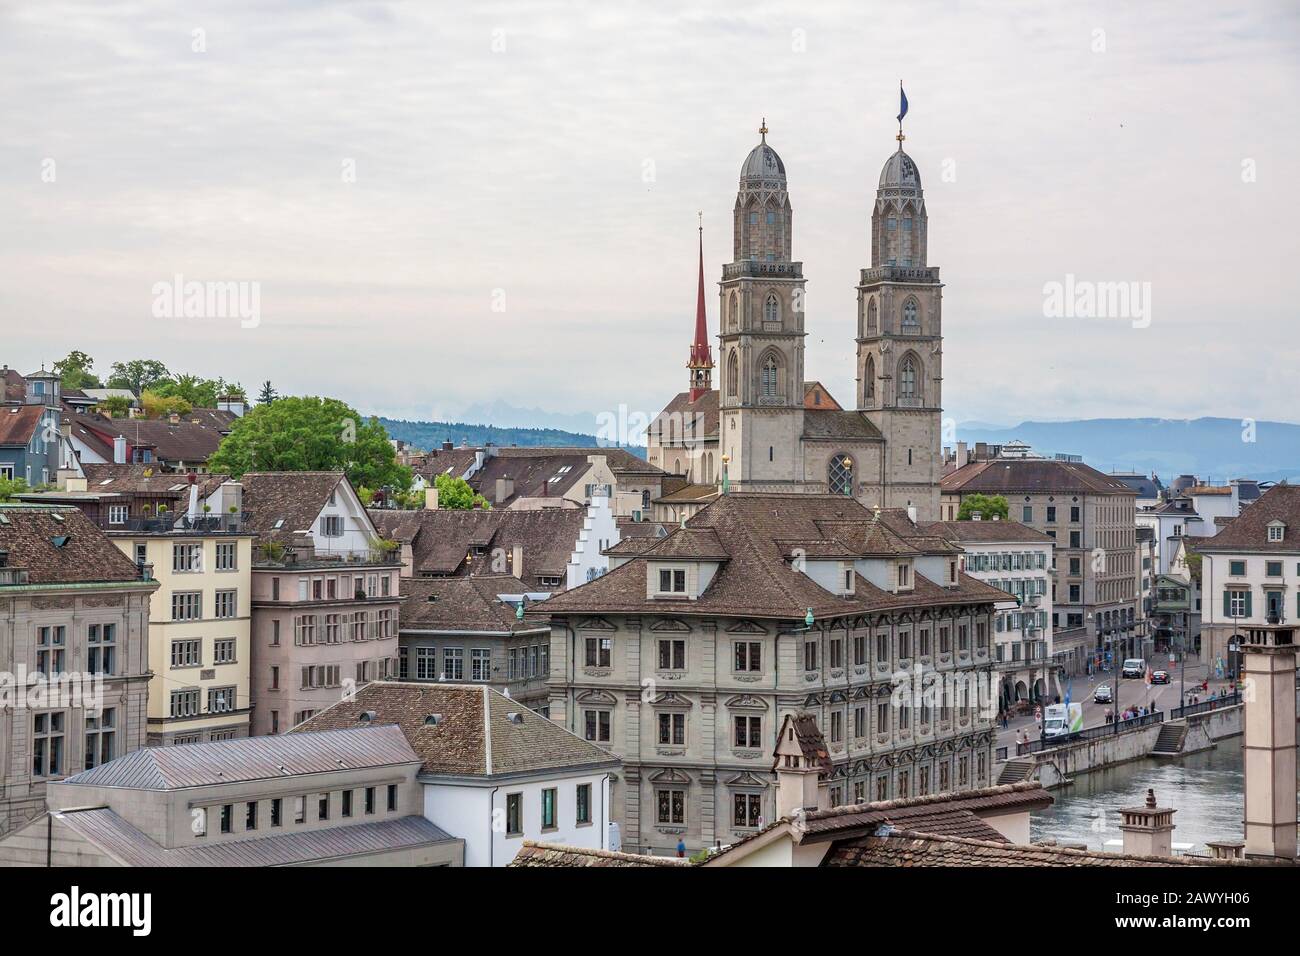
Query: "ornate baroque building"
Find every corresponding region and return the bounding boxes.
[649,121,944,521]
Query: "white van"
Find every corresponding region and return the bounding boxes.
[1121,658,1146,679]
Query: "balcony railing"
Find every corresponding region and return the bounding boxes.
[98,512,251,534]
[859,265,940,284]
[1016,711,1165,755]
[721,260,804,280]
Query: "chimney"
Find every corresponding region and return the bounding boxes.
[773,715,829,819]
[906,505,917,523]
[1205,840,1245,861]
[495,476,514,504]
[956,441,968,467]
[168,412,180,425]
[424,487,440,510]
[61,474,87,493]
[511,544,524,579]
[113,435,127,464]
[442,440,453,451]
[59,420,71,440]
[1118,789,1176,858]
[1241,624,1298,859]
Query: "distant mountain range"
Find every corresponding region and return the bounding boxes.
[376,410,1299,483]
[954,417,1300,483]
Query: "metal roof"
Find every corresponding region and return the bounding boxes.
[60,725,418,790]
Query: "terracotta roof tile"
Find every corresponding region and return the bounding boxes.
[0,505,144,584]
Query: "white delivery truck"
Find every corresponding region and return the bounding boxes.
[1042,702,1084,739]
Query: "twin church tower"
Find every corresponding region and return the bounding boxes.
[649,117,944,521]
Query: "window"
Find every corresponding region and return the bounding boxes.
[760,355,779,398]
[86,623,116,676]
[32,712,65,778]
[828,454,854,496]
[171,639,201,668]
[657,568,687,594]
[657,638,686,670]
[764,293,779,324]
[320,515,344,537]
[471,648,491,681]
[1268,524,1285,542]
[213,638,236,664]
[208,686,236,713]
[733,792,763,829]
[576,783,592,824]
[898,355,918,401]
[803,640,818,671]
[734,640,761,672]
[727,350,739,396]
[108,504,129,525]
[294,614,317,645]
[657,789,685,825]
[170,688,200,718]
[173,542,203,573]
[734,715,762,748]
[506,793,523,835]
[865,354,876,401]
[541,788,557,830]
[215,542,236,571]
[1070,506,1081,522]
[830,711,843,743]
[317,793,330,821]
[584,709,611,743]
[1266,561,1283,577]
[245,801,258,831]
[958,624,969,651]
[1229,560,1246,576]
[387,784,397,811]
[1070,531,1081,548]
[84,708,115,769]
[585,637,611,668]
[214,589,237,619]
[658,712,686,746]
[901,299,919,333]
[898,563,910,587]
[1022,505,1032,522]
[270,798,282,827]
[443,647,464,681]
[1225,589,1250,618]
[35,625,65,676]
[171,591,202,621]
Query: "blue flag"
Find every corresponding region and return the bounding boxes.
[897,85,908,123]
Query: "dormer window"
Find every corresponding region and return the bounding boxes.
[897,563,911,588]
[658,568,687,594]
[1268,521,1285,543]
[842,567,854,594]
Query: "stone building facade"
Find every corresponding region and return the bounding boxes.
[648,121,944,520]
[0,505,157,838]
[535,495,1004,855]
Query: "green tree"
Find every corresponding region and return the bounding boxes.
[107,359,170,395]
[957,493,1010,521]
[53,350,102,390]
[433,473,490,510]
[0,476,30,502]
[208,396,412,492]
[258,380,277,405]
[96,395,132,418]
[140,389,192,419]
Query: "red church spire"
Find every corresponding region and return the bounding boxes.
[687,214,714,401]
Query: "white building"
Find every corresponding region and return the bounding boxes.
[922,519,1055,706]
[293,681,621,867]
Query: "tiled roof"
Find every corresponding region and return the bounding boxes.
[656,483,720,504]
[653,390,719,442]
[81,463,229,498]
[825,830,1239,867]
[74,413,229,464]
[509,841,687,867]
[0,404,44,446]
[1198,485,1300,553]
[533,494,1010,620]
[919,520,1055,545]
[50,808,455,867]
[785,713,833,774]
[942,459,1136,496]
[1,368,26,403]
[60,725,418,789]
[0,505,143,584]
[371,507,586,579]
[801,409,884,442]
[291,682,621,779]
[399,574,542,633]
[802,381,842,411]
[238,471,349,546]
[799,781,1054,840]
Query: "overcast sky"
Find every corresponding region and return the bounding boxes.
[1,0,1297,432]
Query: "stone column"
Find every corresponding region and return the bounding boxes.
[1242,625,1297,860]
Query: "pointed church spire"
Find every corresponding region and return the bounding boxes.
[687,213,714,402]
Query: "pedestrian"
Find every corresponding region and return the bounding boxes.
[676,838,686,858]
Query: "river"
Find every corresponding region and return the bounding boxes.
[1029,737,1300,853]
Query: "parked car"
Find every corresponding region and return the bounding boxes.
[1093,684,1113,703]
[1121,658,1146,679]
[1151,670,1171,684]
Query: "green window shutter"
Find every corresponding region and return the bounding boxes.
[1223,590,1232,617]
[1244,590,1253,618]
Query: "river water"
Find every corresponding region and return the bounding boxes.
[1029,737,1290,853]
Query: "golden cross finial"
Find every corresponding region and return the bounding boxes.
[759,117,768,142]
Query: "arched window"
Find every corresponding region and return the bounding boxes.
[865,355,876,402]
[866,298,878,334]
[829,454,855,496]
[760,355,779,398]
[902,299,920,334]
[899,354,920,402]
[729,293,739,331]
[764,293,780,324]
[727,350,739,397]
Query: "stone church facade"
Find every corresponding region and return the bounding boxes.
[648,123,945,521]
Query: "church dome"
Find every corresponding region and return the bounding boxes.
[740,141,786,184]
[879,147,921,191]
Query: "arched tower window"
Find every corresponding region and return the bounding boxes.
[760,355,779,398]
[829,454,855,496]
[865,355,876,402]
[898,354,920,403]
[727,349,739,398]
[867,298,878,334]
[764,293,780,324]
[902,299,920,334]
[728,292,739,331]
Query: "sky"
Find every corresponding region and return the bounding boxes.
[1,0,1298,433]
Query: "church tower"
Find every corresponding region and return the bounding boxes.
[856,122,943,519]
[686,217,713,402]
[718,120,808,492]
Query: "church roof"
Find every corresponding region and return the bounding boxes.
[653,389,719,441]
[741,141,786,184]
[879,146,922,192]
[801,409,884,442]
